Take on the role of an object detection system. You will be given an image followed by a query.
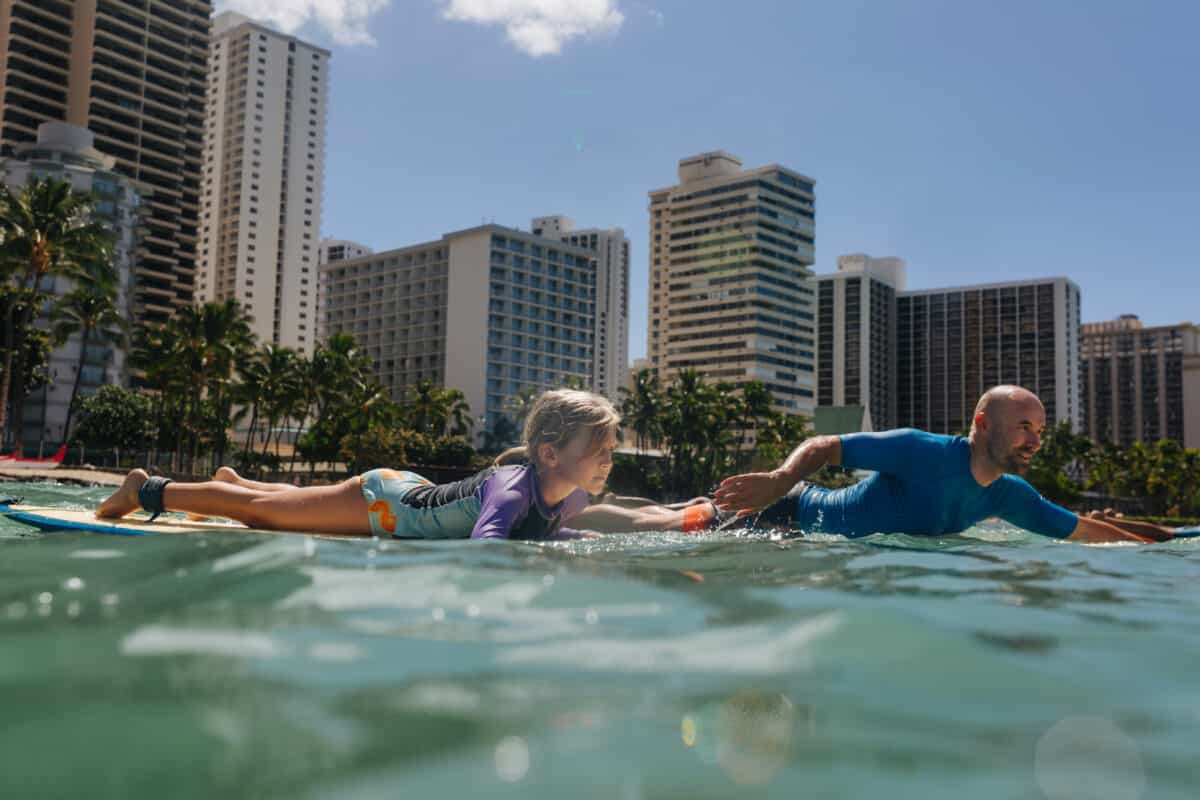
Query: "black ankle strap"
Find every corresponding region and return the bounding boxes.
[138,476,173,522]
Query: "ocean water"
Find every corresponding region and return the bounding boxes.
[2,480,1199,799]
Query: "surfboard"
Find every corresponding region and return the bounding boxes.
[0,502,356,540]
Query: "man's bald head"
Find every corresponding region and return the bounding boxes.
[972,385,1044,429]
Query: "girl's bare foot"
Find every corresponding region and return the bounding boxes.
[97,469,149,519]
[213,466,241,484]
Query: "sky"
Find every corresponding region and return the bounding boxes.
[218,0,1199,361]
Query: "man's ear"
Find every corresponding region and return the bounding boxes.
[973,412,988,433]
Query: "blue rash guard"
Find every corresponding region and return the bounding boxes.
[759,429,1079,539]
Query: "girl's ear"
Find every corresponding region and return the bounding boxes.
[538,442,558,468]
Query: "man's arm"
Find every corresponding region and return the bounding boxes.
[1085,513,1175,542]
[1066,515,1156,544]
[714,435,842,514]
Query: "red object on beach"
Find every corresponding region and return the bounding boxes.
[0,444,67,469]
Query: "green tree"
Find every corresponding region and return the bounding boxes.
[1145,439,1187,515]
[754,411,811,470]
[0,178,112,451]
[619,369,663,455]
[0,286,52,430]
[73,385,153,456]
[297,333,376,471]
[404,380,471,437]
[480,413,519,454]
[1026,421,1092,505]
[505,385,539,434]
[50,273,127,441]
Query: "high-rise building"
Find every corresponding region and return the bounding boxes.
[1081,315,1200,448]
[0,0,210,325]
[531,215,629,401]
[319,238,372,265]
[316,238,372,342]
[0,122,143,446]
[896,278,1082,433]
[816,263,1084,436]
[321,225,596,442]
[197,11,329,354]
[647,151,817,414]
[814,254,905,431]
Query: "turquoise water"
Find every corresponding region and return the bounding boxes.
[3,481,1199,799]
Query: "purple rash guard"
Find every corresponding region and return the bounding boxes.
[469,464,589,540]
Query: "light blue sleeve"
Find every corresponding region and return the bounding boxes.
[839,429,948,475]
[993,478,1078,539]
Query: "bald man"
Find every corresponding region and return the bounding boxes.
[714,386,1156,544]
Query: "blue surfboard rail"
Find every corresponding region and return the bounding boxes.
[1,500,156,536]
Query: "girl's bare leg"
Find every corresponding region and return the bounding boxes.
[213,465,293,492]
[98,469,371,535]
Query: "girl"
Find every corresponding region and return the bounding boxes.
[97,389,723,540]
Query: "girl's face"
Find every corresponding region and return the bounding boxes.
[543,427,617,495]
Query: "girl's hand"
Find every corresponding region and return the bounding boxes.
[713,471,792,515]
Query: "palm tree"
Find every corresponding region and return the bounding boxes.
[51,276,127,442]
[129,323,182,468]
[505,385,540,435]
[259,344,302,460]
[310,332,372,423]
[619,369,662,455]
[0,178,111,451]
[170,301,255,470]
[737,380,774,470]
[405,379,444,435]
[233,346,269,454]
[443,387,473,438]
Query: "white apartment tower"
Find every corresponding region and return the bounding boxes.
[531,215,629,400]
[198,11,328,354]
[647,151,817,414]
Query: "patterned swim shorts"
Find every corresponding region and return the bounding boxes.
[358,468,482,539]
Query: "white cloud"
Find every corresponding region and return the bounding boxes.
[439,0,624,57]
[215,0,392,46]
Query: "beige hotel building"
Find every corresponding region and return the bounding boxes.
[647,151,817,414]
[1081,315,1200,448]
[197,11,328,354]
[321,225,597,442]
[0,0,210,325]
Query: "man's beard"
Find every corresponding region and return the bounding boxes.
[989,436,1031,475]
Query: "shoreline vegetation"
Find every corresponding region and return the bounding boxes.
[3,178,1199,521]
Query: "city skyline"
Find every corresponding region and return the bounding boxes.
[212,0,1199,364]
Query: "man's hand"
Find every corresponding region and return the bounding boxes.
[714,471,794,515]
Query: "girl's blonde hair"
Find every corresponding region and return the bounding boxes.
[494,389,621,468]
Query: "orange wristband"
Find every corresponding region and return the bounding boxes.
[682,503,715,533]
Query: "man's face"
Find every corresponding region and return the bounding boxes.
[984,398,1046,476]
